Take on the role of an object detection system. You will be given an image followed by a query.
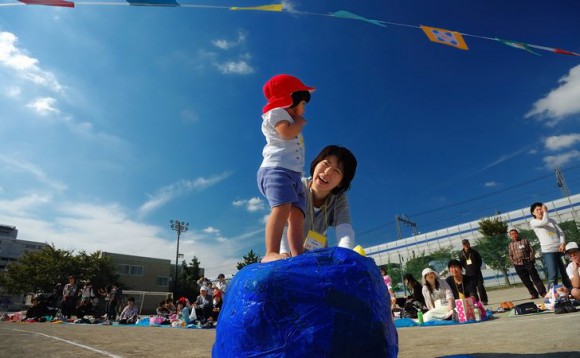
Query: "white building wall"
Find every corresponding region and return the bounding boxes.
[365,194,580,287]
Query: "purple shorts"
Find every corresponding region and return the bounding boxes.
[257,167,306,215]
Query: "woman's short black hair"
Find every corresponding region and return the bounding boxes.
[309,145,357,195]
[289,90,311,108]
[530,202,543,218]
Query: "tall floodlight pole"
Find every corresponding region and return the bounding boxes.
[170,220,189,297]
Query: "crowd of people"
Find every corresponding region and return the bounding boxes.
[385,201,580,322]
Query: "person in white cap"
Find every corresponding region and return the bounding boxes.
[565,242,580,300]
[421,267,454,322]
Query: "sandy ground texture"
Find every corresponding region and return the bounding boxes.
[0,286,579,358]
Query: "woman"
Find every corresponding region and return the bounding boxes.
[395,273,426,312]
[529,202,572,291]
[421,268,454,322]
[280,145,357,256]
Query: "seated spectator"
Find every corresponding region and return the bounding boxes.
[421,268,454,322]
[176,297,197,325]
[25,297,45,321]
[156,300,171,319]
[209,290,223,323]
[118,297,139,324]
[165,298,176,315]
[216,273,227,294]
[565,242,580,300]
[193,286,213,323]
[445,259,477,300]
[395,273,426,317]
[76,298,96,318]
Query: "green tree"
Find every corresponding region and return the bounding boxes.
[237,249,261,270]
[477,218,511,286]
[403,250,431,282]
[0,245,117,295]
[559,220,580,245]
[179,256,202,298]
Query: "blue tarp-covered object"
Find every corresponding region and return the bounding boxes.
[212,247,398,357]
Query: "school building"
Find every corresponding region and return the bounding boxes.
[364,194,580,287]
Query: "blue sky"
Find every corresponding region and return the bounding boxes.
[1,1,579,278]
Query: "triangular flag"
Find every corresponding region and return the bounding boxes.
[421,25,468,50]
[230,4,283,12]
[18,0,74,7]
[554,48,579,56]
[496,38,540,56]
[332,10,386,28]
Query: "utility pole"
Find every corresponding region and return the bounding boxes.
[395,215,419,240]
[555,168,578,221]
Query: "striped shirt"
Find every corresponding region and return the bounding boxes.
[508,237,535,266]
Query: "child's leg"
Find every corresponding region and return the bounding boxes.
[262,203,291,263]
[287,206,304,257]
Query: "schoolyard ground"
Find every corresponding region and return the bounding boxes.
[0,286,578,358]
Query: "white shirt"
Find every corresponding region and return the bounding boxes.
[260,108,305,173]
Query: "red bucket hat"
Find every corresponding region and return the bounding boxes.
[262,74,315,114]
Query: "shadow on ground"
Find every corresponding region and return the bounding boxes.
[439,353,580,358]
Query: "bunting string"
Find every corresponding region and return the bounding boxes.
[1,1,578,57]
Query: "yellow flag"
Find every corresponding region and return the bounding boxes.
[420,25,468,50]
[230,4,283,12]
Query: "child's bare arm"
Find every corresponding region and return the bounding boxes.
[275,116,306,140]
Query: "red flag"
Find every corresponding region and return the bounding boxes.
[18,0,74,7]
[554,48,578,56]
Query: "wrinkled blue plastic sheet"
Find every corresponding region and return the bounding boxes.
[212,247,398,357]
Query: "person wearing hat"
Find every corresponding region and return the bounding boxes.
[507,228,547,299]
[459,239,488,305]
[565,242,580,300]
[257,74,315,263]
[193,286,213,323]
[279,145,358,257]
[529,202,572,290]
[421,267,454,322]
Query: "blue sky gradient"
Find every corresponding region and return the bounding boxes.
[1,1,579,277]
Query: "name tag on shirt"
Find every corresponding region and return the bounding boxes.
[304,230,327,251]
[518,245,525,249]
[466,259,472,265]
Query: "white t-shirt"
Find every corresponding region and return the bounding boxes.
[260,107,305,173]
[566,262,579,280]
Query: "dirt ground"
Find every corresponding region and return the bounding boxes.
[0,286,578,358]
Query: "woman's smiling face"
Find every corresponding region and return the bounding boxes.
[311,155,344,194]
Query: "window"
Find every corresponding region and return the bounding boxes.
[117,264,143,276]
[130,266,144,276]
[157,277,169,286]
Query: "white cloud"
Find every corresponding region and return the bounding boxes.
[526,64,580,126]
[203,227,220,234]
[232,197,265,212]
[215,59,254,75]
[0,196,262,278]
[0,31,64,93]
[0,154,67,192]
[212,31,246,50]
[543,150,580,169]
[138,172,232,217]
[484,181,498,188]
[5,86,20,98]
[27,96,60,116]
[544,134,580,151]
